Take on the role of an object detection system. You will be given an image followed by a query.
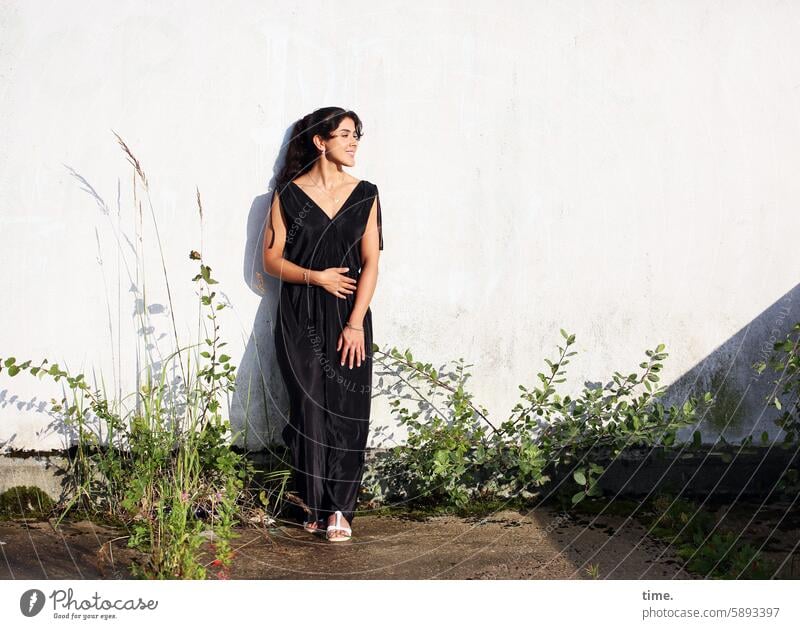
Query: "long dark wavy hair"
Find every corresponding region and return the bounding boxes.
[274,107,363,191]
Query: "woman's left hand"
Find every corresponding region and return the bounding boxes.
[337,324,365,369]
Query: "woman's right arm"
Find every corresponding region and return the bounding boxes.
[263,190,309,284]
[262,190,356,296]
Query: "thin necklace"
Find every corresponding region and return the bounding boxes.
[306,172,347,203]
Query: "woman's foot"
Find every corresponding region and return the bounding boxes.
[326,510,352,541]
[303,518,326,534]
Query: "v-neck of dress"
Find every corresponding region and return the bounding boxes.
[289,179,364,222]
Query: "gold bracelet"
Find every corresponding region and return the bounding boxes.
[345,322,363,331]
[303,269,309,285]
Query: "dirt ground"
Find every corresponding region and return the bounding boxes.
[0,504,705,580]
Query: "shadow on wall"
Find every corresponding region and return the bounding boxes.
[232,125,293,453]
[230,188,287,452]
[663,284,799,445]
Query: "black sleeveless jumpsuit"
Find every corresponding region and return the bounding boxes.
[269,179,383,527]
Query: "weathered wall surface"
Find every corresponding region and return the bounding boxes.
[1,1,799,453]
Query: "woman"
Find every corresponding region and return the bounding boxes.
[263,107,383,542]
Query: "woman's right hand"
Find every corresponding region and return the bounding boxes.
[313,267,357,299]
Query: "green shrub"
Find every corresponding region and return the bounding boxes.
[367,330,715,508]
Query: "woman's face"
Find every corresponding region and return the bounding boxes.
[320,118,359,167]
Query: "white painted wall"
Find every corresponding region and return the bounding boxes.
[1,0,799,454]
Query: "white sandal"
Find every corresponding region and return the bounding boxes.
[325,510,352,542]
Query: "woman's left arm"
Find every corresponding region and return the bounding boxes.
[338,195,382,368]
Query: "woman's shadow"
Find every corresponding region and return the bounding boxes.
[231,127,296,454]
